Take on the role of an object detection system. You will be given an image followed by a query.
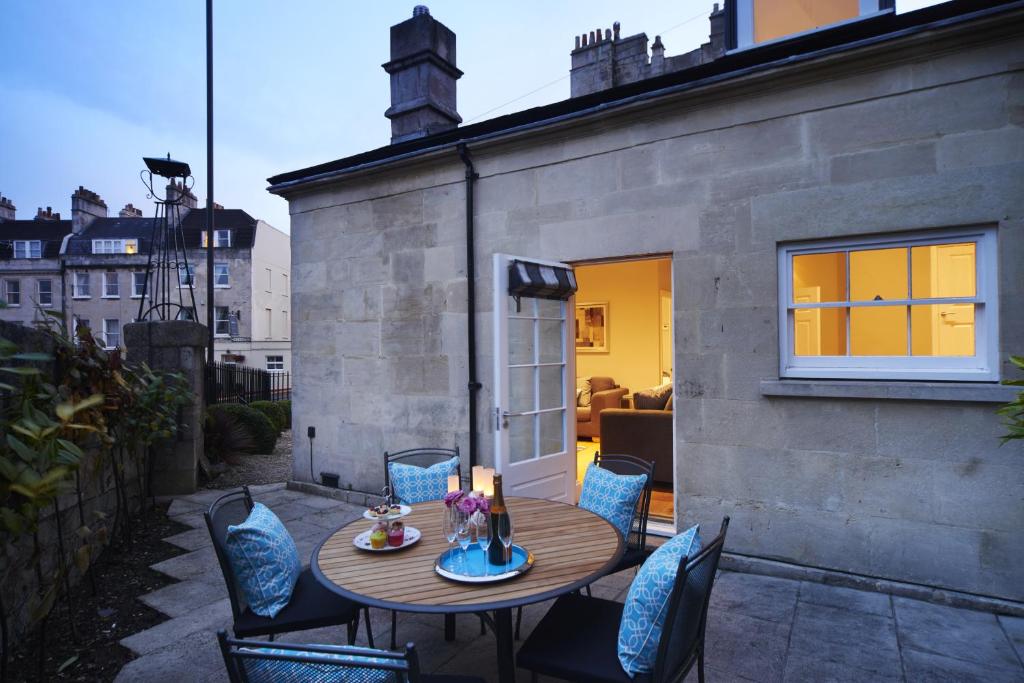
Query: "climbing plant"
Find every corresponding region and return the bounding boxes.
[1000,355,1024,443]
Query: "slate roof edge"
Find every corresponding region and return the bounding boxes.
[266,0,1024,195]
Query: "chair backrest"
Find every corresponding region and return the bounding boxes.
[217,630,421,683]
[653,517,730,683]
[383,446,461,498]
[205,487,255,621]
[593,452,656,551]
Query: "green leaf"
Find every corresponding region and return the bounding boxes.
[57,655,79,674]
[0,366,41,376]
[56,402,74,421]
[11,352,52,362]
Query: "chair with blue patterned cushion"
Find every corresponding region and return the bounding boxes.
[217,631,486,683]
[514,452,655,639]
[384,446,461,505]
[516,517,729,683]
[205,487,374,645]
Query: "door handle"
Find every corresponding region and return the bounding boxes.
[497,408,529,429]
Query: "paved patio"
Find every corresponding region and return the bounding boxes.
[116,485,1024,682]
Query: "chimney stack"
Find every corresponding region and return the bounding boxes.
[71,186,107,234]
[382,6,463,144]
[120,203,143,218]
[166,181,198,209]
[35,207,62,221]
[0,195,15,222]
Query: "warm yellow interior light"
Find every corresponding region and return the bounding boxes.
[753,0,860,44]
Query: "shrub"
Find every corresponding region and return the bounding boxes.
[277,399,292,429]
[205,408,257,463]
[250,400,286,433]
[207,404,278,454]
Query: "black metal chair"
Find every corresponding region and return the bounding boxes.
[383,446,462,502]
[516,517,730,683]
[205,487,373,645]
[514,452,656,639]
[217,631,485,683]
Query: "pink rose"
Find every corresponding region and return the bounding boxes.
[456,495,477,515]
[444,490,465,507]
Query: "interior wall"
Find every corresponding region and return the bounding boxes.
[575,258,669,396]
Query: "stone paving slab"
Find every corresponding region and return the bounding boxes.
[116,487,1024,683]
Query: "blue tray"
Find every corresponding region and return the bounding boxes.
[434,544,534,583]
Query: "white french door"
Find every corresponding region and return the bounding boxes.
[493,254,576,502]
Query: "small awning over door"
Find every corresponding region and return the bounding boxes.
[508,260,577,301]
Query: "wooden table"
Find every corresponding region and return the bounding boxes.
[312,497,624,683]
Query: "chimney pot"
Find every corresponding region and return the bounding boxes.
[412,5,429,17]
[613,21,621,40]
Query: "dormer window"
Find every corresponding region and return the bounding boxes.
[730,0,894,50]
[201,229,232,248]
[92,239,138,254]
[13,240,41,259]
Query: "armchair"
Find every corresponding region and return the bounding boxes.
[577,376,628,439]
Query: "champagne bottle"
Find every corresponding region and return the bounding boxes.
[488,473,512,565]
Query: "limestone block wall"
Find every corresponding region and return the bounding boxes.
[286,20,1024,600]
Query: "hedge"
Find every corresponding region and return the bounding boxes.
[207,404,278,454]
[250,400,286,433]
[277,399,292,429]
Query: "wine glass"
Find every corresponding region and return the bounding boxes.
[498,514,514,575]
[443,504,458,558]
[476,513,492,577]
[455,510,472,573]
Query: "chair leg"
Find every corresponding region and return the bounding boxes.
[347,611,358,645]
[363,607,374,649]
[267,633,275,642]
[514,606,523,640]
[444,613,456,641]
[697,648,705,683]
[585,584,592,597]
[391,610,398,650]
[479,614,486,635]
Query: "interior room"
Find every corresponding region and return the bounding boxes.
[573,256,675,524]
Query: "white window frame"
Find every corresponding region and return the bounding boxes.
[282,274,289,297]
[91,239,138,255]
[14,240,42,259]
[178,265,196,287]
[265,268,272,293]
[215,229,231,248]
[102,318,121,350]
[282,310,288,339]
[733,0,892,51]
[73,272,90,298]
[214,306,231,337]
[102,270,120,298]
[778,227,998,382]
[3,279,20,306]
[214,261,230,287]
[265,308,272,339]
[37,279,53,307]
[132,270,148,298]
[266,355,285,372]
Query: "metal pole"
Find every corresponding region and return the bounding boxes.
[205,0,215,368]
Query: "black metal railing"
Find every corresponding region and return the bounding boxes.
[205,361,290,405]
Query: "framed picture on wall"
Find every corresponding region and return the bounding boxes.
[575,302,608,353]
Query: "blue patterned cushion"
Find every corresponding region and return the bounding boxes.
[617,524,702,676]
[578,463,647,539]
[239,647,397,683]
[387,456,459,504]
[225,503,301,618]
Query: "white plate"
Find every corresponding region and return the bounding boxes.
[353,526,421,552]
[362,504,412,521]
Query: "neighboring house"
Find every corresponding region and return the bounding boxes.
[271,0,1023,606]
[1,184,292,372]
[0,198,70,326]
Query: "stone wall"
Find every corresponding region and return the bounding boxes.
[285,15,1024,601]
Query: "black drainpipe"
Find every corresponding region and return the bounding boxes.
[457,143,481,469]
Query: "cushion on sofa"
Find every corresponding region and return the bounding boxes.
[589,376,616,393]
[617,524,702,675]
[634,383,672,410]
[388,456,459,504]
[577,378,592,407]
[576,406,591,422]
[225,503,302,618]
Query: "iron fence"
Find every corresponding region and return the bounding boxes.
[205,361,290,405]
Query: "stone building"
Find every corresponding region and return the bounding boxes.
[270,1,1023,606]
[0,199,70,326]
[1,184,293,372]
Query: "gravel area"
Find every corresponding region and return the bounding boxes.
[204,429,293,489]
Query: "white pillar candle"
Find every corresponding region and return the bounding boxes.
[447,474,461,493]
[482,468,495,498]
[471,465,484,492]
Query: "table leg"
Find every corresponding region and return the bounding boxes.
[494,607,515,683]
[444,613,456,641]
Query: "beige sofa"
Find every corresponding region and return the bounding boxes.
[576,376,628,439]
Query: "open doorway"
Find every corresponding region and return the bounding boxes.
[572,256,675,527]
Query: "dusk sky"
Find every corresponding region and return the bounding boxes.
[1,1,940,231]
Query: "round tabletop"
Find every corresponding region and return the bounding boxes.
[312,497,624,614]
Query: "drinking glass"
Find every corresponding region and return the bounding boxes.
[498,514,514,575]
[455,510,472,573]
[442,505,456,556]
[476,514,492,577]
